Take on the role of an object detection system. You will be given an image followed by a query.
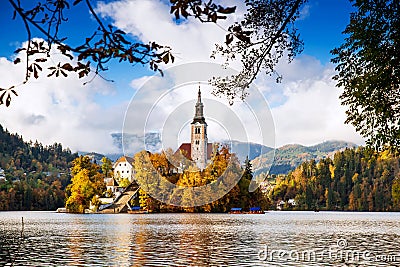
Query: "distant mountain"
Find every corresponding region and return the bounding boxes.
[108,134,356,173]
[111,132,162,154]
[252,140,357,175]
[109,132,273,163]
[224,140,273,162]
[77,151,107,163]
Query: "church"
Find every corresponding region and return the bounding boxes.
[177,86,212,169]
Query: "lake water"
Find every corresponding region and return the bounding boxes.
[0,211,400,266]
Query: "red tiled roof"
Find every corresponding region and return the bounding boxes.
[114,156,134,165]
[175,143,213,160]
[177,143,192,160]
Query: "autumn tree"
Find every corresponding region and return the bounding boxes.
[392,175,400,210]
[100,157,113,177]
[331,0,400,151]
[0,125,76,211]
[65,155,105,213]
[132,145,268,212]
[133,151,163,211]
[138,187,158,212]
[269,147,400,211]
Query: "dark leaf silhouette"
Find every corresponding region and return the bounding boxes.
[3,0,237,106]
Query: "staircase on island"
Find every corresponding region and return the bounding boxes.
[98,182,140,213]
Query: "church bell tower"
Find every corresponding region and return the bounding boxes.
[191,86,208,169]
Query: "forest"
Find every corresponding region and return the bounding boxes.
[269,147,400,211]
[0,125,77,210]
[133,147,269,213]
[2,122,400,213]
[65,146,269,213]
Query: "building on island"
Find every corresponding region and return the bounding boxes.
[113,156,134,182]
[104,177,122,195]
[112,87,212,179]
[177,86,212,170]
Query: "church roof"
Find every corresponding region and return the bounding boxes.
[175,143,213,160]
[177,143,192,159]
[113,156,134,167]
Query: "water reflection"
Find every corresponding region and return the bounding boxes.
[0,212,399,266]
[131,215,150,266]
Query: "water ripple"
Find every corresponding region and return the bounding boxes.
[0,211,400,266]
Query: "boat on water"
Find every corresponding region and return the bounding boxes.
[56,207,68,213]
[128,206,148,214]
[229,207,265,214]
[229,207,243,214]
[248,207,263,214]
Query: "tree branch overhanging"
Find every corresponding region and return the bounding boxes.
[209,0,306,104]
[2,0,236,107]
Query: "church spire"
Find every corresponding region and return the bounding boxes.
[190,84,208,170]
[197,85,202,104]
[193,85,206,123]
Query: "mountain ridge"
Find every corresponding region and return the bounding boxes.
[252,140,357,175]
[94,137,357,175]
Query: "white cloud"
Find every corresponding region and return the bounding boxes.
[0,41,126,154]
[299,4,311,20]
[0,1,365,157]
[96,0,245,65]
[98,0,365,149]
[267,56,365,147]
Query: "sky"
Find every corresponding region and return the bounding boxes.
[0,0,364,154]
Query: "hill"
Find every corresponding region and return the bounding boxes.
[225,140,273,161]
[269,147,400,211]
[109,132,273,163]
[252,140,357,175]
[0,125,77,210]
[107,135,355,174]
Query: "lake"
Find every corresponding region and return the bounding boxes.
[1,211,400,266]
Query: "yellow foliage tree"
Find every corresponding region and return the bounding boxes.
[65,156,105,213]
[392,176,400,210]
